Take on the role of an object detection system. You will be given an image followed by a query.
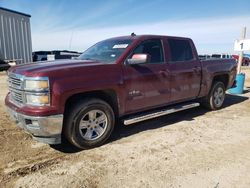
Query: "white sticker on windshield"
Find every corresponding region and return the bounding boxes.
[113,44,129,49]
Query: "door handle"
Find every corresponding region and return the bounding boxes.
[192,66,200,73]
[159,70,169,77]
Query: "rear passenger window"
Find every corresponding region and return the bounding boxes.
[168,39,194,62]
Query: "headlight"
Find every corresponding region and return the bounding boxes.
[25,94,50,106]
[23,77,50,106]
[24,78,49,91]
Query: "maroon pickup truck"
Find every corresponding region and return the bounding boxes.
[5,34,237,149]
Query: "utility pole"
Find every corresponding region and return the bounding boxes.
[237,27,246,74]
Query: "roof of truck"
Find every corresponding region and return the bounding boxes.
[107,34,191,41]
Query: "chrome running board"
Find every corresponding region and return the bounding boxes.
[123,102,200,125]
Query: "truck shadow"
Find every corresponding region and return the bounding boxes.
[51,94,248,153]
[243,87,250,94]
[111,93,248,141]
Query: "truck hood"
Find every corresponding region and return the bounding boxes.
[9,59,109,76]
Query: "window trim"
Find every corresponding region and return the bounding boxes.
[124,38,166,65]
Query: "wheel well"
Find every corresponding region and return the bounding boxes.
[64,90,119,116]
[212,74,229,88]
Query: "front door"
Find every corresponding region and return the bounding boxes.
[123,39,171,114]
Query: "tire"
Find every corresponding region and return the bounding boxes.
[63,98,115,149]
[202,81,226,110]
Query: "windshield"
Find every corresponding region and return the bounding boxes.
[79,39,132,63]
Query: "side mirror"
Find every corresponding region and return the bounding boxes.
[127,54,150,65]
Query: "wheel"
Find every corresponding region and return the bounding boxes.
[63,98,115,149]
[202,81,226,110]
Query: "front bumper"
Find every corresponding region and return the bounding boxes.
[7,107,63,144]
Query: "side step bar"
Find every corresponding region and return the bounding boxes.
[123,102,200,125]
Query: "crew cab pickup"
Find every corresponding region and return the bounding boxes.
[5,34,237,149]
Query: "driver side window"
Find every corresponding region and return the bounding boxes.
[131,39,164,64]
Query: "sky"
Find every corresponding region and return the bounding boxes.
[0,0,250,54]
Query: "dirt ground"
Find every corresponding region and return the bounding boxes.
[0,68,250,188]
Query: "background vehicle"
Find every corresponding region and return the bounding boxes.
[198,54,211,60]
[32,50,81,62]
[5,35,237,149]
[211,53,232,59]
[0,58,10,71]
[232,55,250,66]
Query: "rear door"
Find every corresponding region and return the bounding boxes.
[166,38,201,102]
[123,39,170,114]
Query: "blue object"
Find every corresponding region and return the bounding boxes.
[228,73,245,94]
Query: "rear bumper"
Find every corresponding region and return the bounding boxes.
[7,107,63,144]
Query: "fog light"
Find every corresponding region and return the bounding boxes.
[26,120,40,130]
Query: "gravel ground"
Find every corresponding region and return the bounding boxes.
[0,68,250,188]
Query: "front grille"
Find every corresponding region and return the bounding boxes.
[10,89,24,104]
[8,73,22,90]
[9,77,21,88]
[8,73,24,104]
